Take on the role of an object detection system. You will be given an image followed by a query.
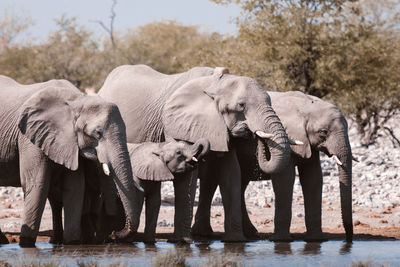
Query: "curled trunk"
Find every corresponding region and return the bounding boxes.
[191,138,210,160]
[254,106,291,174]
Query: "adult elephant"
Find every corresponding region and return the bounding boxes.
[0,76,142,247]
[237,91,353,242]
[98,65,291,241]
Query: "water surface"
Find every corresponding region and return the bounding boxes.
[0,240,399,266]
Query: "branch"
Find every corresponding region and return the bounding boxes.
[382,125,400,148]
[92,0,117,48]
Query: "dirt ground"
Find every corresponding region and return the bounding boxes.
[1,196,399,243]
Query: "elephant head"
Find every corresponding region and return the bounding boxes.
[271,91,353,242]
[162,69,291,175]
[128,138,210,181]
[17,86,143,229]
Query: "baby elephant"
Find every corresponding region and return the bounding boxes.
[112,138,210,243]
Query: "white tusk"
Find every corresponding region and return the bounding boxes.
[191,157,198,162]
[289,138,304,145]
[255,131,274,139]
[102,163,110,176]
[332,155,343,166]
[352,156,359,162]
[133,177,145,192]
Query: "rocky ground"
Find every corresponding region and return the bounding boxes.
[1,116,399,242]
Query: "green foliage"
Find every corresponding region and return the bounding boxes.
[321,0,400,146]
[1,2,399,146]
[0,16,106,89]
[112,21,214,73]
[0,8,32,50]
[211,0,400,146]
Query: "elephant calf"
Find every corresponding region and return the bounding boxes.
[113,138,210,243]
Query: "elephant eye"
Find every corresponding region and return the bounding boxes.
[237,102,246,111]
[318,129,328,139]
[93,129,103,140]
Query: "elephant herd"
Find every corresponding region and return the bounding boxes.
[0,64,353,247]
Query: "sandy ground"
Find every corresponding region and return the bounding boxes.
[1,194,399,243]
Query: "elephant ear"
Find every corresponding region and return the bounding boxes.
[128,143,174,181]
[272,97,312,159]
[162,76,229,152]
[18,87,80,170]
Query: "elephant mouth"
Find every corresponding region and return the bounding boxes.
[230,123,251,138]
[80,148,98,161]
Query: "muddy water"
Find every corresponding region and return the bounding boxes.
[0,240,399,266]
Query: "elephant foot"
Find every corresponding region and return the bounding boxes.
[50,233,63,245]
[19,236,36,248]
[221,233,247,243]
[63,239,81,245]
[0,231,9,244]
[305,231,327,242]
[167,236,192,244]
[110,230,136,243]
[243,225,259,240]
[191,223,214,237]
[144,239,156,244]
[270,233,293,242]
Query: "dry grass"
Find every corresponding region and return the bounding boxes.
[201,254,243,267]
[350,261,392,267]
[0,257,68,267]
[152,249,187,267]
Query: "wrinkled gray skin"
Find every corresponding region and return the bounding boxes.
[240,91,352,242]
[98,65,291,241]
[0,75,141,247]
[114,138,210,243]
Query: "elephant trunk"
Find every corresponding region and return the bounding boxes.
[253,105,291,174]
[191,138,211,161]
[104,125,142,237]
[331,134,353,242]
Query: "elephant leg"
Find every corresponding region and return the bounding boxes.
[144,181,161,243]
[0,229,9,244]
[48,197,63,244]
[298,154,325,241]
[192,162,218,237]
[241,180,258,239]
[218,150,246,242]
[19,148,52,247]
[170,172,193,243]
[270,162,295,242]
[62,169,85,244]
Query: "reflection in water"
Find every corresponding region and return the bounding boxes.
[223,242,246,255]
[339,242,352,255]
[22,247,41,257]
[302,242,321,255]
[143,242,157,253]
[274,242,292,255]
[0,240,399,266]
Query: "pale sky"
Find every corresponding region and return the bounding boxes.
[0,0,240,41]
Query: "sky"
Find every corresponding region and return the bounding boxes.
[0,0,241,41]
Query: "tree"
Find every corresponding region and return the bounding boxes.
[0,9,32,51]
[213,0,400,147]
[321,0,400,146]
[0,16,106,89]
[112,21,224,74]
[212,0,356,95]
